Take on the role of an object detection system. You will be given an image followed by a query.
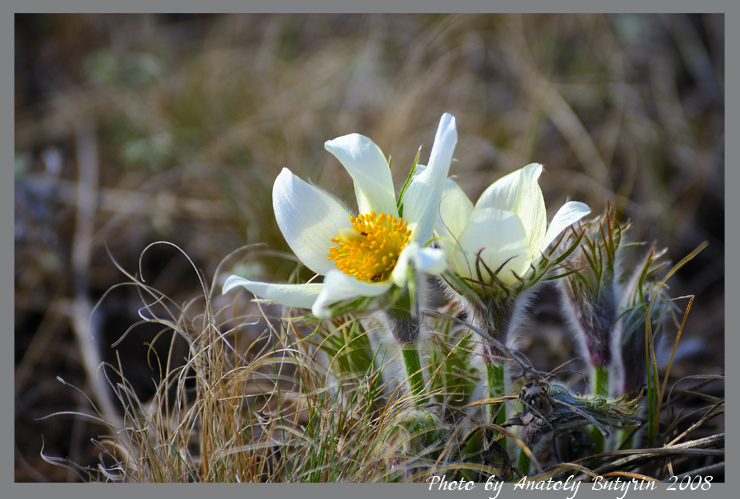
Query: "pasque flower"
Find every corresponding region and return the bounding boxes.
[434,162,590,437]
[434,163,590,361]
[557,209,627,454]
[436,163,591,294]
[223,114,458,319]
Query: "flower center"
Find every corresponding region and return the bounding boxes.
[328,211,412,282]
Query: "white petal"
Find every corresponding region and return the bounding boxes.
[273,168,352,275]
[324,134,398,217]
[539,201,591,254]
[456,208,533,286]
[475,163,547,253]
[416,246,447,274]
[222,275,323,309]
[311,270,392,318]
[401,114,458,243]
[436,178,474,244]
[390,242,447,287]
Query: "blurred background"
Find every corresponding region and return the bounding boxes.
[15,14,723,482]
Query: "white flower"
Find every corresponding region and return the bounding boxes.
[224,114,458,319]
[435,163,590,290]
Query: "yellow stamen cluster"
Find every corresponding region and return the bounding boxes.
[328,211,412,282]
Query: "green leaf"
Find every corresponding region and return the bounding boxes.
[396,146,422,219]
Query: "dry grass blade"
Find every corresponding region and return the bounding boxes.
[589,433,724,476]
[645,241,708,446]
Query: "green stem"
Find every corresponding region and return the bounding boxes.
[591,364,609,398]
[402,345,427,405]
[488,361,522,474]
[590,364,609,454]
[486,362,506,426]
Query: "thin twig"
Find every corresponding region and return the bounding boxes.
[70,121,120,425]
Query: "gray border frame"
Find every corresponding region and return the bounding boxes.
[7,2,732,499]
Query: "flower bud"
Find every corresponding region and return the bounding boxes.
[559,208,627,369]
[613,243,675,395]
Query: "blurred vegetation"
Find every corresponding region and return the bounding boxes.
[14,14,723,482]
